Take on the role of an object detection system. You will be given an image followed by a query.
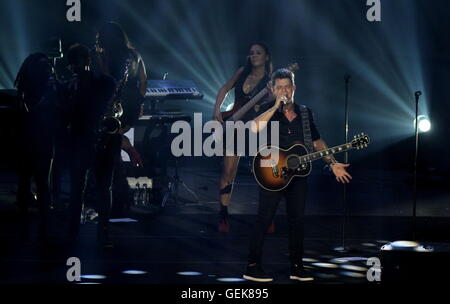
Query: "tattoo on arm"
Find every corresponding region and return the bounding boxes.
[313,139,337,164]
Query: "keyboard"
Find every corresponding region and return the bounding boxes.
[145,80,203,100]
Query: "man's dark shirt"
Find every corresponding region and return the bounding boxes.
[259,102,320,150]
[67,71,116,145]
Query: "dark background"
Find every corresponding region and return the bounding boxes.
[0,0,449,216]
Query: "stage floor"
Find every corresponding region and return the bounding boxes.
[0,165,449,285]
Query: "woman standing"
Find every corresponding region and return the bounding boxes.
[92,22,147,245]
[213,43,273,232]
[14,53,61,240]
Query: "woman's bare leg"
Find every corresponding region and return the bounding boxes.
[218,155,240,232]
[219,155,240,206]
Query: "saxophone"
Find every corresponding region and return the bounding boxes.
[99,59,131,135]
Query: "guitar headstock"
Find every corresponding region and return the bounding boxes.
[286,62,300,72]
[351,133,370,150]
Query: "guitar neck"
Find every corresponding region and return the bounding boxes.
[299,143,354,163]
[229,87,269,121]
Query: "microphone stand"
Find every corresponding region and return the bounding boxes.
[335,74,351,252]
[413,91,421,240]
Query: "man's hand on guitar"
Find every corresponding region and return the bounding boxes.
[331,163,352,184]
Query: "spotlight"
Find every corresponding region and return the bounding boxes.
[311,262,339,269]
[381,240,420,251]
[418,118,431,132]
[414,115,431,133]
[80,274,107,280]
[339,264,368,272]
[302,258,319,263]
[176,271,202,276]
[339,271,366,278]
[122,270,148,275]
[216,277,246,283]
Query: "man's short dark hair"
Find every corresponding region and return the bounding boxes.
[67,43,90,66]
[271,68,295,87]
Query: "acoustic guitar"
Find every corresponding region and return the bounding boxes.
[252,133,370,191]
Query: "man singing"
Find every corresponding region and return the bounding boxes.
[243,68,352,282]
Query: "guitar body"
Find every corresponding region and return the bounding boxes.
[253,144,312,191]
[253,133,370,191]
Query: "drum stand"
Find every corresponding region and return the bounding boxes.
[144,97,199,207]
[164,158,199,207]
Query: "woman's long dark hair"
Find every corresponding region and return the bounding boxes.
[97,22,132,52]
[96,22,134,80]
[14,53,53,104]
[242,42,273,77]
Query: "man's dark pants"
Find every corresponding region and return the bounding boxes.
[248,177,307,266]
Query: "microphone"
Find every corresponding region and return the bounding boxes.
[415,91,422,97]
[278,95,288,112]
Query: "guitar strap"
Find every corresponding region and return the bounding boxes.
[299,105,314,153]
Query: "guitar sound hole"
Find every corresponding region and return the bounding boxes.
[286,155,300,170]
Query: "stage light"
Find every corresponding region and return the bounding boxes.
[330,257,368,263]
[330,258,348,264]
[311,262,339,269]
[418,119,431,132]
[216,277,246,283]
[176,271,202,276]
[80,274,107,279]
[122,270,148,275]
[414,245,434,252]
[381,240,420,251]
[339,264,368,272]
[116,1,238,112]
[339,271,366,278]
[381,242,433,252]
[392,240,420,247]
[109,218,138,223]
[414,115,431,133]
[333,246,346,252]
[302,258,319,263]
